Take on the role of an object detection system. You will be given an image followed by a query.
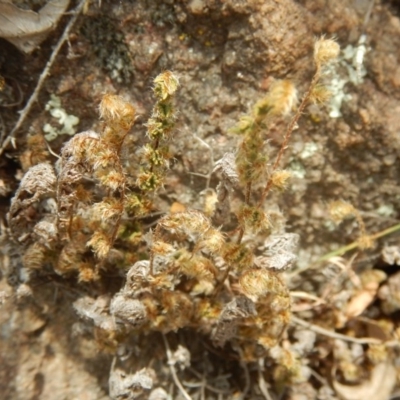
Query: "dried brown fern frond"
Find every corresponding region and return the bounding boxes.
[8,162,57,246]
[57,128,126,262]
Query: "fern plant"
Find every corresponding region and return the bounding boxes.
[6,37,341,398]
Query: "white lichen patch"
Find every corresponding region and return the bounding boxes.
[288,160,306,179]
[43,94,80,141]
[299,142,319,159]
[342,34,368,85]
[326,34,369,118]
[323,219,337,232]
[376,204,395,217]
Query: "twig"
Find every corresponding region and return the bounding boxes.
[183,380,229,395]
[309,368,328,386]
[319,228,391,262]
[0,76,24,108]
[290,291,327,312]
[240,357,250,399]
[258,70,321,207]
[325,254,361,289]
[182,367,206,399]
[233,345,250,399]
[190,131,215,189]
[290,222,400,278]
[236,181,252,245]
[162,334,192,400]
[362,0,375,29]
[291,315,382,345]
[45,140,61,159]
[241,359,250,399]
[187,368,231,395]
[318,222,400,263]
[257,358,273,400]
[0,0,88,156]
[290,291,326,303]
[0,114,5,144]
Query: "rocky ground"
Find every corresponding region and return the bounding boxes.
[0,0,400,399]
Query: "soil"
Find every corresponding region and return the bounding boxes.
[0,0,400,399]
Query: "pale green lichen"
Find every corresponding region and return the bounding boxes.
[43,94,80,141]
[288,160,306,179]
[376,204,395,217]
[299,142,319,159]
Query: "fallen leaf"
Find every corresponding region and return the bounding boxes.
[0,0,70,53]
[333,361,396,400]
[345,270,386,319]
[345,288,376,319]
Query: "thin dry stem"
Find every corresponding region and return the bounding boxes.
[291,315,383,345]
[162,334,192,400]
[325,254,361,289]
[187,368,231,396]
[257,359,273,400]
[0,0,88,156]
[291,222,400,278]
[290,291,327,312]
[258,69,321,207]
[236,182,253,245]
[234,346,250,399]
[191,132,214,189]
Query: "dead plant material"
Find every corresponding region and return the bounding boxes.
[5,35,400,400]
[332,361,396,400]
[0,0,70,53]
[0,0,87,157]
[7,162,57,245]
[345,270,386,319]
[109,359,155,400]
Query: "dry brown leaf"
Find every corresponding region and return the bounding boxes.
[333,361,396,400]
[381,245,400,265]
[0,0,70,53]
[345,289,376,319]
[345,270,386,319]
[7,162,57,245]
[213,152,239,188]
